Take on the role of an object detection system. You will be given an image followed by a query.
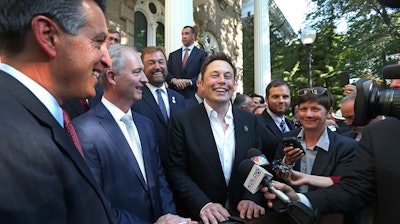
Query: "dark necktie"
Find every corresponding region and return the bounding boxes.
[156,89,168,122]
[182,47,189,67]
[63,109,85,158]
[80,99,89,112]
[280,119,289,133]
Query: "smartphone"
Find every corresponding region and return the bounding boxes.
[282,136,305,153]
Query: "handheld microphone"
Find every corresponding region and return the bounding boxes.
[247,148,269,167]
[239,159,291,204]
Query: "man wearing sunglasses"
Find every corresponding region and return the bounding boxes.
[275,87,357,194]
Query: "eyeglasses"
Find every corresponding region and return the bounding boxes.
[297,87,328,96]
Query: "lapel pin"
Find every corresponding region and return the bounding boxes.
[172,96,176,104]
[244,126,248,132]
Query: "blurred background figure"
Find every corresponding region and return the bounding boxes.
[233,93,256,113]
[249,93,265,106]
[106,28,120,46]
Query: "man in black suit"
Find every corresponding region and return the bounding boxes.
[0,0,114,223]
[132,46,186,167]
[257,80,295,162]
[167,53,265,223]
[166,26,208,99]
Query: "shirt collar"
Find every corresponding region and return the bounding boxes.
[146,83,167,95]
[182,44,194,52]
[0,63,63,127]
[297,127,330,151]
[203,99,233,125]
[101,97,131,122]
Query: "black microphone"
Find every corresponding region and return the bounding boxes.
[247,148,269,167]
[239,159,291,204]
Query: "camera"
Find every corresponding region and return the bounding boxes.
[353,64,400,126]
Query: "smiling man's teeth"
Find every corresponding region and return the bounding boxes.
[93,71,100,78]
[215,88,226,92]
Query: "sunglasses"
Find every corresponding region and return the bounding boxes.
[297,87,328,96]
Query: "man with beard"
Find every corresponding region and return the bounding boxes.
[256,80,295,162]
[132,46,186,167]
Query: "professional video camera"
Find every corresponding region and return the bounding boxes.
[353,64,400,126]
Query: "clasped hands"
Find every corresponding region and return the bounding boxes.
[172,78,191,90]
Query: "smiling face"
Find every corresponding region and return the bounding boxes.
[298,100,329,134]
[199,60,235,109]
[53,0,111,102]
[114,50,148,104]
[142,50,167,87]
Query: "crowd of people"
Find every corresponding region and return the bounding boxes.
[0,0,399,224]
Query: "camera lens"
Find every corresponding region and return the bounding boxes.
[372,88,400,119]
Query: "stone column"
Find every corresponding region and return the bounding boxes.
[254,0,271,96]
[165,0,193,56]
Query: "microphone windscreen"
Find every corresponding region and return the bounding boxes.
[247,148,262,158]
[239,159,255,176]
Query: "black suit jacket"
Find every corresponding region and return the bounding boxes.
[0,71,114,223]
[166,103,264,220]
[166,46,207,99]
[132,85,186,167]
[305,118,400,223]
[256,110,295,162]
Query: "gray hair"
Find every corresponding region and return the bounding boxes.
[99,44,137,89]
[0,0,107,54]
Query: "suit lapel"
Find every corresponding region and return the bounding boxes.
[0,72,111,216]
[261,110,283,139]
[95,104,149,190]
[142,86,168,126]
[191,105,225,181]
[311,130,335,175]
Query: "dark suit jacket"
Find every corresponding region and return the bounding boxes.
[256,110,295,162]
[166,46,207,99]
[63,83,103,119]
[305,118,400,223]
[73,103,176,224]
[0,71,113,223]
[166,103,264,220]
[132,85,186,167]
[275,128,357,192]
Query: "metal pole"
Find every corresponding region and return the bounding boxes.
[307,44,312,88]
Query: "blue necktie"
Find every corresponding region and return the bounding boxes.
[280,119,289,133]
[156,89,168,122]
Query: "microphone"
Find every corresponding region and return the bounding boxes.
[247,148,269,167]
[239,159,291,204]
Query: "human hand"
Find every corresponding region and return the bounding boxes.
[154,213,197,224]
[199,203,230,224]
[236,200,265,220]
[278,170,309,186]
[261,181,299,208]
[172,78,186,90]
[283,146,304,165]
[343,84,356,96]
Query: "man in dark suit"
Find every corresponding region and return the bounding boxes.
[166,26,208,99]
[73,44,192,224]
[132,46,186,167]
[167,53,265,223]
[0,0,114,223]
[257,80,295,162]
[185,74,204,107]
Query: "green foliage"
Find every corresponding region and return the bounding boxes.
[242,0,400,109]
